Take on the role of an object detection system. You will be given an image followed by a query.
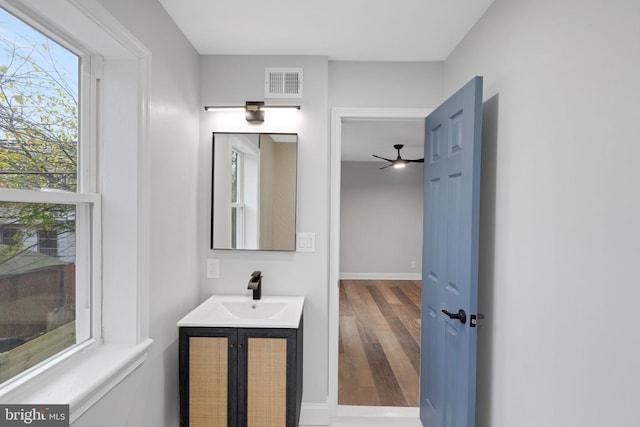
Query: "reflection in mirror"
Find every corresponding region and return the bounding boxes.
[211,133,297,251]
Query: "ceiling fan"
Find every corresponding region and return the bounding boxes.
[372,144,424,169]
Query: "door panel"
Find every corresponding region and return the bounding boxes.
[189,337,229,427]
[420,76,483,427]
[246,337,288,427]
[443,324,456,426]
[424,306,439,412]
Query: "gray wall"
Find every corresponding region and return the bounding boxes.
[68,45,439,426]
[64,0,640,425]
[75,0,201,426]
[340,161,423,278]
[198,55,330,408]
[329,61,443,107]
[444,0,640,426]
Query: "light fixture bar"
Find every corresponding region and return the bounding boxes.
[261,105,301,111]
[204,103,301,111]
[204,101,301,123]
[203,106,245,111]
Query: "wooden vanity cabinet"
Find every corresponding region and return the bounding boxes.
[179,318,303,427]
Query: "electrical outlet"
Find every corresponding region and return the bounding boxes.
[206,259,219,278]
[410,260,416,269]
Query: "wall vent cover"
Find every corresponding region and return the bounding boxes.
[265,68,303,98]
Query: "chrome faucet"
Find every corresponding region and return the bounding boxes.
[248,271,262,300]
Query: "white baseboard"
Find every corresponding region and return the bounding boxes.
[300,402,330,426]
[339,272,422,281]
[337,405,419,418]
[299,404,419,426]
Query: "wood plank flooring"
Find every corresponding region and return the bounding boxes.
[338,279,421,407]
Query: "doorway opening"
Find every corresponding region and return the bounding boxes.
[328,108,432,417]
[339,279,421,406]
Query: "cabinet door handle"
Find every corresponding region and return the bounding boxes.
[238,343,243,350]
[229,343,235,349]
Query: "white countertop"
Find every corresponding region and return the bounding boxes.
[177,295,304,328]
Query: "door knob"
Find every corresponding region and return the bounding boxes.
[441,309,467,324]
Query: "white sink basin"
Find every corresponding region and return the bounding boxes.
[177,295,304,328]
[220,301,287,319]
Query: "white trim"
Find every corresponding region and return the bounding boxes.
[0,0,153,420]
[0,339,153,423]
[68,340,153,422]
[339,272,422,281]
[1,0,145,60]
[328,107,432,417]
[337,405,419,418]
[135,42,152,345]
[336,108,432,121]
[300,402,330,426]
[0,189,100,204]
[67,0,151,58]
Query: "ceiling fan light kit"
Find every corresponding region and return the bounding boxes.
[372,144,424,170]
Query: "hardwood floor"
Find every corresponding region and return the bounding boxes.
[338,279,421,407]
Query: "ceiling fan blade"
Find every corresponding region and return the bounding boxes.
[372,154,394,162]
[373,146,423,168]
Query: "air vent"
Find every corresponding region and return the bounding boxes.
[265,68,303,98]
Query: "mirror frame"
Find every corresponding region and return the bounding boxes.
[210,132,298,251]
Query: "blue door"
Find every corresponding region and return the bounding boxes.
[420,76,483,427]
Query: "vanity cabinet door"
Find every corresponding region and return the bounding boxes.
[237,322,303,427]
[238,331,289,427]
[180,319,303,427]
[179,328,238,427]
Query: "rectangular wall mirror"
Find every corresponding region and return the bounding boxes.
[211,133,298,251]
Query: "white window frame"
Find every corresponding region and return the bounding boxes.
[0,0,152,421]
[0,19,102,369]
[231,148,245,248]
[0,190,100,350]
[230,134,260,249]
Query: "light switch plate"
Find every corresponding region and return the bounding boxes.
[296,232,315,252]
[206,259,219,278]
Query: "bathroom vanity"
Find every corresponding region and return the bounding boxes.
[178,295,304,427]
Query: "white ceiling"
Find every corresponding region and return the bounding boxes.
[159,0,493,162]
[159,0,494,61]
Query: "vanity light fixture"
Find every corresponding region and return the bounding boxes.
[204,101,301,123]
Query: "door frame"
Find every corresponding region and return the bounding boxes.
[328,107,433,417]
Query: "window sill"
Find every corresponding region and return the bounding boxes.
[0,338,153,423]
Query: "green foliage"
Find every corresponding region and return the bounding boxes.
[0,33,78,192]
[0,18,79,265]
[0,202,75,264]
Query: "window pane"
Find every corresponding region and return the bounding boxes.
[38,229,58,258]
[231,150,238,203]
[231,206,237,248]
[0,8,79,192]
[0,202,77,383]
